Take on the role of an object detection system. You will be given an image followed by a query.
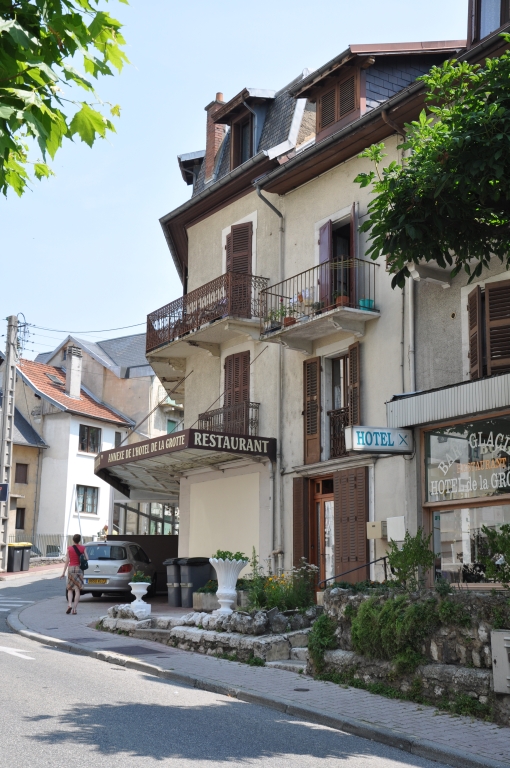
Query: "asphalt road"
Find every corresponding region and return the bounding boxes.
[0,576,450,768]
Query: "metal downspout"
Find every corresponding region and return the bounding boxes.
[408,277,416,392]
[256,186,284,573]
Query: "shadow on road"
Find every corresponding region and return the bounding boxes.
[25,697,432,766]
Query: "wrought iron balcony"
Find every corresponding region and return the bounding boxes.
[197,401,260,436]
[146,272,269,353]
[260,259,378,336]
[328,406,350,458]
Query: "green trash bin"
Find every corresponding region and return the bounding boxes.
[7,544,23,572]
[18,543,32,571]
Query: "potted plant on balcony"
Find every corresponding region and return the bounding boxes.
[128,571,152,617]
[209,550,249,615]
[358,298,375,310]
[283,305,298,327]
[264,308,282,332]
[311,301,324,316]
[333,289,349,307]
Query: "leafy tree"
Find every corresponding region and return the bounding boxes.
[0,0,128,196]
[387,528,436,590]
[355,36,510,288]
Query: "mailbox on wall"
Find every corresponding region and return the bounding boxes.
[491,630,510,694]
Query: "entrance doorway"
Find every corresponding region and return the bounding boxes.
[311,477,336,585]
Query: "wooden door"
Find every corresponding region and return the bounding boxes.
[333,467,368,584]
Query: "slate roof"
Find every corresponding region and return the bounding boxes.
[17,359,131,425]
[35,332,150,379]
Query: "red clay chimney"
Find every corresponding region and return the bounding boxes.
[204,92,225,182]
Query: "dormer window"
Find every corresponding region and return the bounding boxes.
[470,0,510,43]
[211,88,275,171]
[317,71,359,134]
[232,112,253,168]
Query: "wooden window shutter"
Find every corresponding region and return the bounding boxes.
[293,477,309,567]
[303,357,321,465]
[485,279,510,375]
[333,467,368,584]
[225,233,233,272]
[467,285,482,380]
[348,341,361,426]
[319,220,332,306]
[224,351,250,407]
[230,222,252,274]
[339,75,356,117]
[319,88,336,130]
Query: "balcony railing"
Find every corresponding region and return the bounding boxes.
[197,401,260,436]
[328,406,350,458]
[147,272,269,353]
[260,259,378,334]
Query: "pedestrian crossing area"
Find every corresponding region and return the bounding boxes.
[0,599,33,612]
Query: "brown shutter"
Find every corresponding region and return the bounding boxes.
[224,351,250,406]
[230,222,252,274]
[303,357,321,465]
[293,477,309,567]
[339,75,356,117]
[333,467,368,584]
[467,285,482,380]
[225,232,233,272]
[318,87,336,130]
[348,341,361,426]
[224,354,234,407]
[486,279,510,375]
[319,220,332,307]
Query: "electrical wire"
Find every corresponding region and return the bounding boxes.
[30,322,146,334]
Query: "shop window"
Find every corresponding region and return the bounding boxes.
[468,280,510,379]
[15,508,25,530]
[113,501,179,535]
[79,424,101,453]
[15,463,28,484]
[76,485,98,515]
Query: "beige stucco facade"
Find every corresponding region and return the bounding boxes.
[8,443,42,541]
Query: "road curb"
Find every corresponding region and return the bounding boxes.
[7,605,510,768]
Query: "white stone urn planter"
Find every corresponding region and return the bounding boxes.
[128,581,151,617]
[210,558,248,615]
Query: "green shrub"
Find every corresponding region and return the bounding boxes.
[387,528,436,590]
[480,524,510,588]
[434,576,451,597]
[211,550,247,561]
[244,550,317,611]
[437,598,471,627]
[308,614,337,671]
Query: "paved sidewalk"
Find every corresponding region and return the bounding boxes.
[8,595,510,768]
[0,563,63,581]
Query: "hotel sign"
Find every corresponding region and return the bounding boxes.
[426,416,510,502]
[95,428,277,472]
[345,426,414,454]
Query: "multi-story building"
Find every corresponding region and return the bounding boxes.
[96,0,510,586]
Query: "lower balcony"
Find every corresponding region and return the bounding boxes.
[328,406,350,459]
[260,259,379,353]
[197,401,260,436]
[146,272,269,354]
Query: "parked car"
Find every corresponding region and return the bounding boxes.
[77,541,156,598]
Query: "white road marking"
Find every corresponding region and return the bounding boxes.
[0,646,34,660]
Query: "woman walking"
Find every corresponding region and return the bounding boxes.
[60,534,88,614]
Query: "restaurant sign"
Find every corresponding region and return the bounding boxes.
[426,416,510,502]
[95,428,277,472]
[345,426,414,454]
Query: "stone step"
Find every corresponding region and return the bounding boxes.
[290,647,309,662]
[266,659,307,673]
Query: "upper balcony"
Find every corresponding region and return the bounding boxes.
[146,272,269,356]
[260,259,379,353]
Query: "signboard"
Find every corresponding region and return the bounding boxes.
[0,483,8,502]
[426,416,510,502]
[95,428,277,473]
[345,426,413,454]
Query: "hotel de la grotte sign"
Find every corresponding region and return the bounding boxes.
[344,426,414,454]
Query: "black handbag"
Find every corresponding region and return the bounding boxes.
[73,544,88,571]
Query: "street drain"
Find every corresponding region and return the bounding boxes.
[294,688,310,692]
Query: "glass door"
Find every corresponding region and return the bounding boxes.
[313,478,335,584]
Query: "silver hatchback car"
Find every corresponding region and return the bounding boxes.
[80,541,156,598]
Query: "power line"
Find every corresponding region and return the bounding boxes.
[30,322,146,335]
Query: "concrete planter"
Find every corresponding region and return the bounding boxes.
[193,592,220,612]
[210,558,248,615]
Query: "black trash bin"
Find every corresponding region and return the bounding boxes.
[19,543,32,572]
[7,544,23,572]
[163,558,181,607]
[178,557,212,609]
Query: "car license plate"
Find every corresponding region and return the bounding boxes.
[87,578,108,584]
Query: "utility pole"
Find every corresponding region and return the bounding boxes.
[0,316,18,571]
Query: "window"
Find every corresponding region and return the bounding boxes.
[115,431,122,448]
[224,351,250,406]
[112,501,179,535]
[79,424,101,453]
[15,463,28,484]
[468,280,510,379]
[332,356,348,410]
[231,113,253,169]
[76,485,98,515]
[472,0,510,41]
[316,71,359,137]
[167,419,177,434]
[318,206,358,309]
[15,508,25,530]
[225,222,253,274]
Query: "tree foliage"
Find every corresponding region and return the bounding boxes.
[0,0,128,196]
[355,36,510,288]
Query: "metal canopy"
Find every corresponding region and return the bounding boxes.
[95,428,276,502]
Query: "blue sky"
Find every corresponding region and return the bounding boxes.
[1,0,468,359]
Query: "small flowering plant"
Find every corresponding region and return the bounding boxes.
[246,550,318,611]
[131,570,151,583]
